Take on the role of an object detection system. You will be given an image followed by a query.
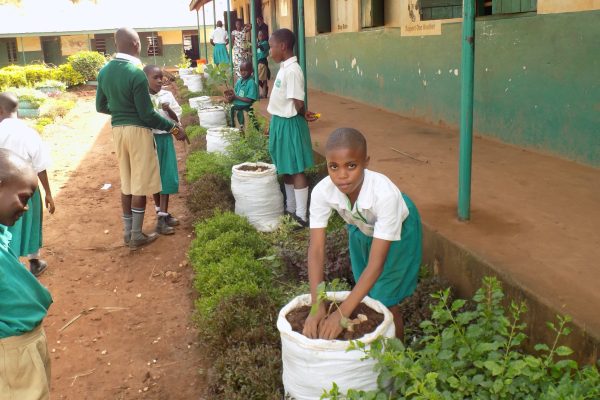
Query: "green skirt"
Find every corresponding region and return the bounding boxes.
[154,134,179,195]
[213,44,230,65]
[8,188,43,257]
[348,193,422,307]
[268,114,314,175]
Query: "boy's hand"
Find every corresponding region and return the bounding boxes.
[174,124,190,144]
[302,302,326,339]
[305,111,320,122]
[318,311,344,340]
[161,103,171,112]
[45,194,55,214]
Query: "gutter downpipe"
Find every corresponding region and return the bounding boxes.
[297,0,307,107]
[458,0,475,221]
[250,0,259,87]
[202,5,209,63]
[196,9,202,61]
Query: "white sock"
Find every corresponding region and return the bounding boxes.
[294,187,309,222]
[158,211,169,217]
[28,251,40,260]
[154,206,160,213]
[285,184,296,214]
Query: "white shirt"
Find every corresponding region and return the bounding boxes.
[211,27,228,44]
[310,169,409,241]
[267,56,305,118]
[150,90,182,134]
[114,52,142,67]
[0,118,51,173]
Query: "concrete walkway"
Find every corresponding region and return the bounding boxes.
[258,89,599,361]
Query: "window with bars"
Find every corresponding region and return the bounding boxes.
[93,37,107,55]
[146,34,162,57]
[419,0,537,20]
[7,39,17,63]
[361,0,385,28]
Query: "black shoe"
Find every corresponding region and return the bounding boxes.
[290,213,309,229]
[29,259,48,277]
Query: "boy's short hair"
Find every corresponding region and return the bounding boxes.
[0,92,18,114]
[239,61,253,72]
[143,64,161,75]
[326,128,368,156]
[271,28,295,50]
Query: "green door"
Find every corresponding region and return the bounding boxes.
[42,36,62,66]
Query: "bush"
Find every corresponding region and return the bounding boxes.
[186,174,233,221]
[185,124,206,139]
[194,253,274,299]
[40,98,76,119]
[67,51,106,81]
[34,117,54,134]
[190,229,269,267]
[51,63,86,87]
[225,124,271,164]
[185,150,232,182]
[208,343,283,400]
[34,79,66,92]
[324,277,600,399]
[22,64,53,85]
[181,103,196,118]
[9,87,47,108]
[0,67,27,90]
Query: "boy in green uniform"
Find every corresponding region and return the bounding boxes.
[96,27,187,250]
[256,30,270,98]
[225,61,258,130]
[143,65,183,235]
[304,128,422,340]
[0,148,53,399]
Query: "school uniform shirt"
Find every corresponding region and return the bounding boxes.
[150,89,182,134]
[0,225,52,338]
[233,77,258,107]
[267,56,305,118]
[257,40,269,62]
[211,27,229,44]
[310,169,410,241]
[0,118,51,173]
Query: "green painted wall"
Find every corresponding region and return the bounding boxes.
[17,51,44,65]
[306,11,600,166]
[140,43,183,67]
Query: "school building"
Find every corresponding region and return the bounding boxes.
[231,0,599,167]
[0,0,224,68]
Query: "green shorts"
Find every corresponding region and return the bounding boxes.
[348,193,422,307]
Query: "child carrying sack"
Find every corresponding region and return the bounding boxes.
[231,162,283,232]
[277,292,395,400]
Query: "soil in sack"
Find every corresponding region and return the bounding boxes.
[237,165,270,172]
[286,301,384,340]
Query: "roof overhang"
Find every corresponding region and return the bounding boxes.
[189,0,211,11]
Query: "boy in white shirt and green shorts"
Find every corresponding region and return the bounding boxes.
[304,128,422,340]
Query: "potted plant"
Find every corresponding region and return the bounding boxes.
[34,79,66,96]
[11,87,47,118]
[277,281,395,399]
[177,53,194,77]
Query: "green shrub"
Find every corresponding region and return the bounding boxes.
[34,117,54,134]
[185,124,206,139]
[195,280,261,323]
[324,277,600,399]
[185,150,232,182]
[186,174,233,221]
[193,211,256,243]
[225,124,271,164]
[34,79,66,92]
[207,343,283,400]
[22,64,53,85]
[0,67,27,90]
[190,229,269,267]
[194,253,273,298]
[181,103,196,117]
[9,87,47,108]
[40,98,76,119]
[51,63,86,87]
[67,51,106,81]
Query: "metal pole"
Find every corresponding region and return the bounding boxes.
[458,0,476,221]
[226,0,233,84]
[20,37,26,65]
[196,9,202,62]
[297,0,308,107]
[250,0,259,87]
[212,0,217,33]
[202,6,208,63]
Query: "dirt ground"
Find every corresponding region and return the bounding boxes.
[36,96,207,399]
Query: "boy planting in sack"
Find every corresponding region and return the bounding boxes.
[303,128,422,340]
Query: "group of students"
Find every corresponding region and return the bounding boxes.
[0,25,422,398]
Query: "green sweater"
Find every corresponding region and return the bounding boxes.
[96,58,174,131]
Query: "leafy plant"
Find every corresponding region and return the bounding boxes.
[310,279,360,331]
[205,63,232,90]
[176,52,192,69]
[51,63,86,87]
[323,277,600,399]
[33,117,53,133]
[185,124,206,139]
[40,98,76,119]
[185,150,232,182]
[0,67,27,90]
[186,173,233,221]
[67,51,106,81]
[180,103,196,118]
[9,87,47,108]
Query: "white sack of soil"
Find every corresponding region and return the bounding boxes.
[185,75,203,92]
[198,106,227,129]
[277,292,395,400]
[206,127,239,154]
[231,162,283,232]
[178,67,194,76]
[189,96,212,110]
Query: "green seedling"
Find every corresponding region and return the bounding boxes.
[309,279,368,333]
